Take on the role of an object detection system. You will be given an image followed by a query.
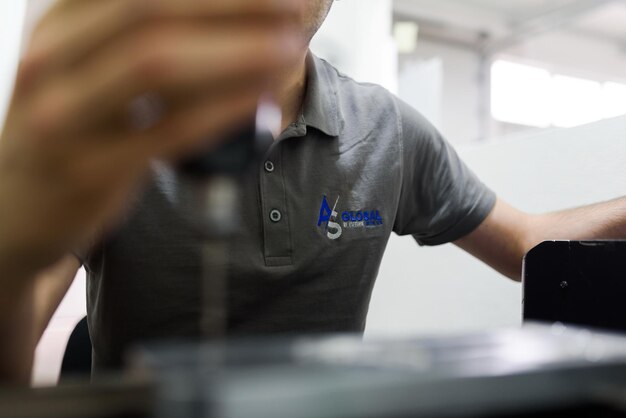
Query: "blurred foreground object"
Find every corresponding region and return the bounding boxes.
[3,326,626,417]
[172,103,275,338]
[0,378,154,418]
[132,325,626,418]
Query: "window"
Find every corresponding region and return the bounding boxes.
[491,59,626,129]
[491,61,552,128]
[551,75,603,128]
[603,82,626,120]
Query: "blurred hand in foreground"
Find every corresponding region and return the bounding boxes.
[0,0,305,279]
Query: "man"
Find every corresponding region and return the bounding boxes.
[5,0,626,381]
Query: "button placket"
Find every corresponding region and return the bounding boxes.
[259,145,293,266]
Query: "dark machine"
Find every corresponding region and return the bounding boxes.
[524,240,626,333]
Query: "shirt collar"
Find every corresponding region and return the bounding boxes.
[301,52,345,138]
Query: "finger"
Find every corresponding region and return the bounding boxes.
[131,87,262,161]
[143,0,304,20]
[21,0,143,91]
[60,83,263,168]
[47,0,302,21]
[26,25,301,141]
[101,74,268,136]
[21,0,303,91]
[41,84,262,171]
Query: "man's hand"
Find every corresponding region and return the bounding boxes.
[0,0,304,279]
[0,0,304,383]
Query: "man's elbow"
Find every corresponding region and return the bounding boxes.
[505,214,548,282]
[503,263,523,282]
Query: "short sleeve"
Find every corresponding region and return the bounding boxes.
[393,99,496,246]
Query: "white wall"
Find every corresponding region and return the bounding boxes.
[366,115,626,337]
[398,58,443,131]
[400,40,484,144]
[311,0,398,93]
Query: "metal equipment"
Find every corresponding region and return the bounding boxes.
[132,325,626,418]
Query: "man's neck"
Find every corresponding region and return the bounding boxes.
[275,53,309,133]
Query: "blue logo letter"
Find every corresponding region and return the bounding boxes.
[317,196,333,227]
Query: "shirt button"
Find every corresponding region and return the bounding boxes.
[269,209,282,223]
[264,161,275,173]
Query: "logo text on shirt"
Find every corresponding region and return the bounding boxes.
[317,195,383,240]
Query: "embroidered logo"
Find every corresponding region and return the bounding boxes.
[317,195,383,240]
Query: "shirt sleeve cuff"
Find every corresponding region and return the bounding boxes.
[414,189,497,247]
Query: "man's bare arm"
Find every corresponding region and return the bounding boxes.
[455,197,626,281]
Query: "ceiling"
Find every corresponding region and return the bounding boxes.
[393,0,626,52]
[575,1,626,40]
[434,0,585,22]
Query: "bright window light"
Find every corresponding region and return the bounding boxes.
[602,82,626,119]
[491,60,552,128]
[551,75,603,128]
[491,60,625,130]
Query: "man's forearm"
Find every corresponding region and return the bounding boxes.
[456,197,626,282]
[530,196,626,248]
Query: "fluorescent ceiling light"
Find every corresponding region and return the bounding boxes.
[394,21,419,54]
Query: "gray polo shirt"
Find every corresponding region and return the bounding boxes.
[81,54,496,373]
